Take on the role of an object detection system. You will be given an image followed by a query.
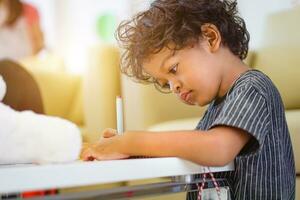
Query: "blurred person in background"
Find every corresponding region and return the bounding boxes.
[0,0,44,60]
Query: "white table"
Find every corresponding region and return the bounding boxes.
[0,157,234,199]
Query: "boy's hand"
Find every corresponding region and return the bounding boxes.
[81,132,129,161]
[80,142,93,160]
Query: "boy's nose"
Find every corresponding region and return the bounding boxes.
[169,80,181,94]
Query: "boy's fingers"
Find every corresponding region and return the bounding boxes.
[81,147,95,161]
[80,143,90,154]
[81,142,89,149]
[102,128,117,138]
[81,152,95,161]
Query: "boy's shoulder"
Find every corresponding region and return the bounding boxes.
[228,69,277,101]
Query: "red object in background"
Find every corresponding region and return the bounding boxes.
[21,189,58,198]
[125,191,134,197]
[23,3,40,26]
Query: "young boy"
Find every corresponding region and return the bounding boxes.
[81,0,296,199]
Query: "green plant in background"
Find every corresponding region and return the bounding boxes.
[96,13,117,43]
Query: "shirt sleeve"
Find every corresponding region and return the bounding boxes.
[209,84,271,156]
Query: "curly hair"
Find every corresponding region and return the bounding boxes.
[116,0,250,86]
[1,0,23,26]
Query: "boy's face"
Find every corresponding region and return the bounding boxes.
[142,40,224,106]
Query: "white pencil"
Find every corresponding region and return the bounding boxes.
[116,96,124,135]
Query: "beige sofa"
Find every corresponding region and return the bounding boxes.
[14,46,120,142]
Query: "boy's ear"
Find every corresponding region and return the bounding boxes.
[201,24,221,52]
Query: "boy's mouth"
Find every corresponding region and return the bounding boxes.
[180,90,193,103]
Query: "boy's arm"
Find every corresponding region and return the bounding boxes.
[122,127,251,166]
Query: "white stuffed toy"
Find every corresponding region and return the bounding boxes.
[0,76,82,164]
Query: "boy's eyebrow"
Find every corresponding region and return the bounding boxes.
[159,50,176,70]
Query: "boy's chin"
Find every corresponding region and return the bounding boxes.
[180,99,197,106]
[185,101,196,106]
[193,98,211,107]
[178,96,208,106]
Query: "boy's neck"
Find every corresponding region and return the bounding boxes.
[217,50,250,99]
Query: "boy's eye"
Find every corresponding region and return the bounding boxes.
[157,80,170,89]
[154,79,172,94]
[169,64,178,74]
[161,82,170,89]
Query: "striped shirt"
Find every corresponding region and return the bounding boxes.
[187,70,295,200]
